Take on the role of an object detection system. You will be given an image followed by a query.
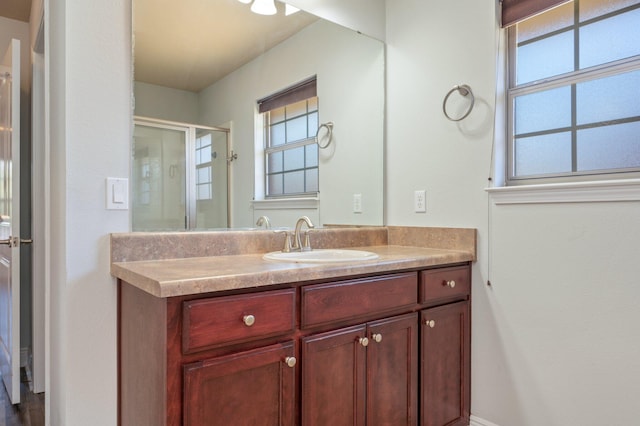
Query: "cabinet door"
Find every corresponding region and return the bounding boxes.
[421,301,470,426]
[367,313,418,426]
[302,325,367,426]
[183,341,296,426]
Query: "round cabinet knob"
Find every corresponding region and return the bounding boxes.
[285,356,297,368]
[359,337,369,347]
[426,320,435,328]
[446,280,456,288]
[372,333,382,343]
[243,314,256,327]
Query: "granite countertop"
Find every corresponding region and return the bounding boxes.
[110,226,476,298]
[111,244,474,298]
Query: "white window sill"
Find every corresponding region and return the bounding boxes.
[486,179,640,205]
[252,197,320,210]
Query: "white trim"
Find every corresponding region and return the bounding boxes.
[470,415,502,426]
[486,179,640,205]
[252,197,320,210]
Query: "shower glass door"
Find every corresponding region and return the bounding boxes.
[192,128,229,229]
[132,118,230,231]
[132,123,187,231]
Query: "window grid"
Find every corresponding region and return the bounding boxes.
[507,0,640,183]
[264,98,319,197]
[195,135,213,200]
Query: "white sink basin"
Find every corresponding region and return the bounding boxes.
[263,249,379,263]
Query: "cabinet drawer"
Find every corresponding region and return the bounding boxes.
[420,265,470,305]
[301,272,417,328]
[182,288,295,353]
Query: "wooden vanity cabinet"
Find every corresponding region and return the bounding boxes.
[300,273,419,425]
[183,341,296,426]
[301,313,418,426]
[420,266,471,426]
[119,264,471,426]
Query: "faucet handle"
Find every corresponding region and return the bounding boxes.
[301,229,315,251]
[274,230,293,253]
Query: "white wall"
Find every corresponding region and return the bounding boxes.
[133,81,199,123]
[48,0,131,424]
[198,19,384,228]
[386,1,640,425]
[287,0,386,42]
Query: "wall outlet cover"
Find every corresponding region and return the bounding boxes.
[414,190,426,213]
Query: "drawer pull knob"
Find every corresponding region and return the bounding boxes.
[285,356,297,368]
[243,314,256,327]
[372,333,382,343]
[446,280,456,288]
[358,337,369,347]
[426,320,436,328]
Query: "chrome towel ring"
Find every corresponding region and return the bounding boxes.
[443,84,475,121]
[315,122,334,149]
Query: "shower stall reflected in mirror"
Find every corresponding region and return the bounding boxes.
[132,117,230,231]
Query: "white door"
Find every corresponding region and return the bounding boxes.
[0,38,22,405]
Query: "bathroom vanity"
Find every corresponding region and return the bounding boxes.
[111,227,475,426]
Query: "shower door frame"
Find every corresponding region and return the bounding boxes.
[133,116,231,230]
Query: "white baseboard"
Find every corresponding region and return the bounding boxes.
[470,415,502,426]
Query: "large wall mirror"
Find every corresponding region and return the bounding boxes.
[132,0,385,231]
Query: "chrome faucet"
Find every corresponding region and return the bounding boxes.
[292,216,314,251]
[256,215,271,229]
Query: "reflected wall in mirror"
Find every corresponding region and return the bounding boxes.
[132,0,384,230]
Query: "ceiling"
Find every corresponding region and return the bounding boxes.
[134,0,318,92]
[0,0,32,22]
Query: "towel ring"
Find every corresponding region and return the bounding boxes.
[315,122,334,149]
[443,84,475,122]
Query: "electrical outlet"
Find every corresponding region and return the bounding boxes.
[353,193,363,213]
[414,190,426,213]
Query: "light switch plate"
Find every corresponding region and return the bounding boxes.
[106,177,129,210]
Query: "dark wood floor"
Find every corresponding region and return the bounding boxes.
[0,369,44,426]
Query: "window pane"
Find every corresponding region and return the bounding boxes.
[306,168,318,192]
[579,8,640,69]
[305,145,318,167]
[286,100,307,119]
[580,0,638,21]
[284,146,304,171]
[268,174,283,196]
[517,2,574,42]
[268,151,283,173]
[197,167,210,183]
[515,86,572,135]
[270,122,285,146]
[270,107,285,124]
[283,171,304,194]
[308,112,318,138]
[577,121,640,171]
[196,145,211,165]
[286,116,307,143]
[577,69,640,125]
[517,30,574,84]
[196,133,211,148]
[197,184,211,200]
[515,132,573,176]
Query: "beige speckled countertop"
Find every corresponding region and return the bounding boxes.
[110,226,476,298]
